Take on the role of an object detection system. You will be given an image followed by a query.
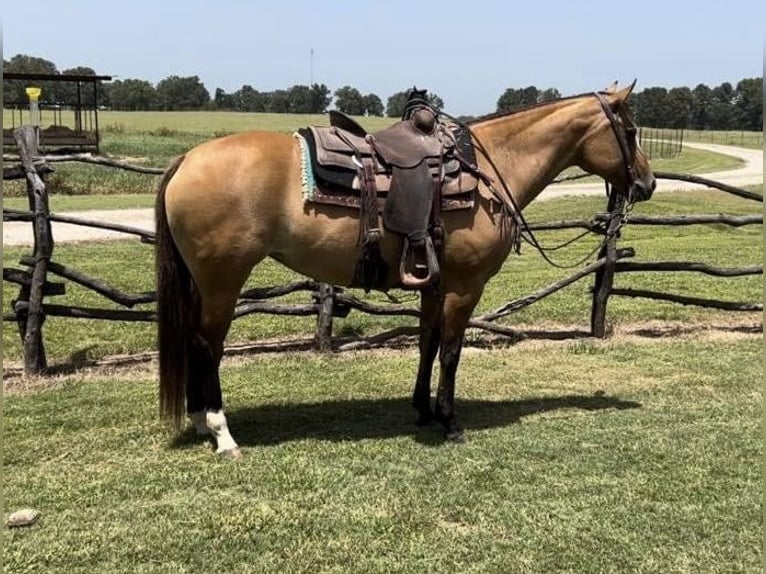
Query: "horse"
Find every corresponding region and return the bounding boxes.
[155,82,656,458]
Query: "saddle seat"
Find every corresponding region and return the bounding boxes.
[300,105,480,290]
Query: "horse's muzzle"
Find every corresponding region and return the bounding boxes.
[632,176,657,202]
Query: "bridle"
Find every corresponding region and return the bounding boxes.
[592,91,641,206]
[463,92,642,269]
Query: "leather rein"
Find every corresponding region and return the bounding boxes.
[465,91,640,269]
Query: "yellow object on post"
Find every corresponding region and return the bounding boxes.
[26,86,42,127]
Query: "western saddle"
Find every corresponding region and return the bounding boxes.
[299,90,482,290]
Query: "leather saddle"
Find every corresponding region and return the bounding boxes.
[300,103,480,290]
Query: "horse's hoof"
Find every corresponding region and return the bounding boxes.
[444,430,466,443]
[218,447,243,460]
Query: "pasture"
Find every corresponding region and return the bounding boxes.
[2,110,763,573]
[4,332,761,572]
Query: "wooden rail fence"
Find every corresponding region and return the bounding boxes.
[3,125,763,375]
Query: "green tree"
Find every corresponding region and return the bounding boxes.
[155,75,210,110]
[106,79,156,111]
[3,54,60,104]
[734,78,762,131]
[633,87,670,127]
[266,90,290,113]
[287,84,330,114]
[334,85,366,115]
[309,83,332,113]
[496,86,539,112]
[708,82,735,129]
[691,84,712,129]
[234,85,266,112]
[286,84,313,113]
[538,87,562,102]
[386,90,410,117]
[427,92,444,112]
[363,93,384,116]
[213,88,235,110]
[666,86,694,128]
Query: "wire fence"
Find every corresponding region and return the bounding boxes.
[637,127,683,159]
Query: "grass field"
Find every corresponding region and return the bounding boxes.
[678,128,763,150]
[3,330,761,572]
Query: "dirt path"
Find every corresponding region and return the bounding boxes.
[3,142,761,246]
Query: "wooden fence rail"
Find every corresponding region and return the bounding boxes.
[3,125,762,375]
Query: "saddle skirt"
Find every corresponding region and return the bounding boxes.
[297,120,478,211]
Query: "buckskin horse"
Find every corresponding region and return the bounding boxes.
[155,82,655,457]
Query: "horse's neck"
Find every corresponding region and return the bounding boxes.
[472,100,592,210]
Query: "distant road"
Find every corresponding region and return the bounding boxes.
[3,142,762,246]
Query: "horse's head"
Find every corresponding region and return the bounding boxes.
[578,81,656,203]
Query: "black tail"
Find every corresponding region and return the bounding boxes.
[155,155,197,427]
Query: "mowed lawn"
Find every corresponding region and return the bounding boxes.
[3,334,762,573]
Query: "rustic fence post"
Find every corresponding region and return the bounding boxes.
[590,188,626,338]
[13,125,53,374]
[315,283,335,352]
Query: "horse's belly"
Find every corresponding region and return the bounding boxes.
[269,209,401,287]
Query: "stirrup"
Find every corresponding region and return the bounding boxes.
[399,235,440,289]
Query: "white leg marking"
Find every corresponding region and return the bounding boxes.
[189,411,210,435]
[206,410,240,454]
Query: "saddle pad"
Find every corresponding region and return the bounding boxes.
[295,130,476,212]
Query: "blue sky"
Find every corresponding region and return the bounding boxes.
[3,0,763,115]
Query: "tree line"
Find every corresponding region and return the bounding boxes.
[3,53,762,130]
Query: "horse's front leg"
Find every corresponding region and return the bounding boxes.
[412,288,443,425]
[434,287,483,441]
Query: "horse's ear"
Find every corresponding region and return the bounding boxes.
[616,79,638,101]
[603,80,619,94]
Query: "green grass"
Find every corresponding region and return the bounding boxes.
[3,336,761,573]
[3,193,157,211]
[2,111,396,198]
[2,189,761,364]
[677,129,763,150]
[649,145,743,172]
[636,127,763,150]
[2,109,398,135]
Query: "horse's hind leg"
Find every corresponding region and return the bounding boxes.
[412,288,442,425]
[188,263,255,458]
[187,293,241,457]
